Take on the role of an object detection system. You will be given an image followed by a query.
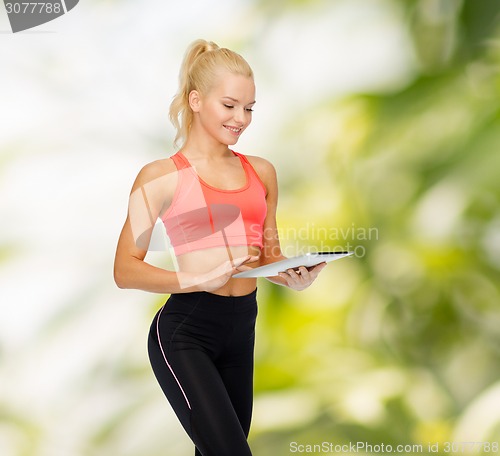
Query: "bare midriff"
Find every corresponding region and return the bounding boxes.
[176,244,262,296]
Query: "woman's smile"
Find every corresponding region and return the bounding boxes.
[223,124,243,135]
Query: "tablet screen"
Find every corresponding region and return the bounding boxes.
[233,252,353,278]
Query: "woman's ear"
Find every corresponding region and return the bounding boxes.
[189,90,201,112]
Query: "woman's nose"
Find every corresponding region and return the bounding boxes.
[233,108,246,125]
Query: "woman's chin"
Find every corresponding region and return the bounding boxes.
[222,138,240,146]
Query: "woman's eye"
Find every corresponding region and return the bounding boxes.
[246,108,254,112]
[224,104,234,109]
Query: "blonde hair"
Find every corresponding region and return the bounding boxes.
[169,39,254,148]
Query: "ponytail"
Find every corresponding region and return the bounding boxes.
[169,39,254,148]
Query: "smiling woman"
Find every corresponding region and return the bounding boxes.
[169,39,255,148]
[113,39,326,456]
[187,72,256,146]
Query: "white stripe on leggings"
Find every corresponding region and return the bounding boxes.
[156,306,192,410]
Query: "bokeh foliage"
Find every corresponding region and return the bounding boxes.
[250,1,500,455]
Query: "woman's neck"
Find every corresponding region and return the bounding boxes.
[181,127,233,160]
[181,141,232,161]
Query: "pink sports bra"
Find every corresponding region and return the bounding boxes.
[161,151,268,256]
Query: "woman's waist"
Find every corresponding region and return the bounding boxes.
[175,245,261,272]
[168,287,258,313]
[173,245,260,298]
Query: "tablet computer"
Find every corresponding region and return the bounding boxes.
[233,251,353,278]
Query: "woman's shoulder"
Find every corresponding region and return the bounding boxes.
[242,154,276,177]
[135,156,177,183]
[241,153,278,195]
[131,155,178,192]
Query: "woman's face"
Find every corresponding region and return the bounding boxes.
[191,71,256,146]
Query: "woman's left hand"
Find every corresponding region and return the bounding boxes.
[278,262,327,291]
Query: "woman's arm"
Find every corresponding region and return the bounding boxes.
[249,156,326,291]
[113,160,252,294]
[114,160,193,293]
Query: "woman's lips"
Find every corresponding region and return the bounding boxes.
[224,125,242,135]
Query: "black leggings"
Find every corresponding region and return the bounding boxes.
[148,289,258,456]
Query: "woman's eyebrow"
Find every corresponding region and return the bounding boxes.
[222,96,256,105]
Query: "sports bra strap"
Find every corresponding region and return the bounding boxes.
[233,151,246,162]
[235,152,267,196]
[170,152,190,170]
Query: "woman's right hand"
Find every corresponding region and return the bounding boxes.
[186,255,259,293]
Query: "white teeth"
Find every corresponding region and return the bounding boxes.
[224,125,241,133]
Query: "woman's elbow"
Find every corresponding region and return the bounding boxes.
[113,263,130,289]
[114,271,125,289]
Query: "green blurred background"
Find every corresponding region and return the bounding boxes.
[1,0,500,455]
